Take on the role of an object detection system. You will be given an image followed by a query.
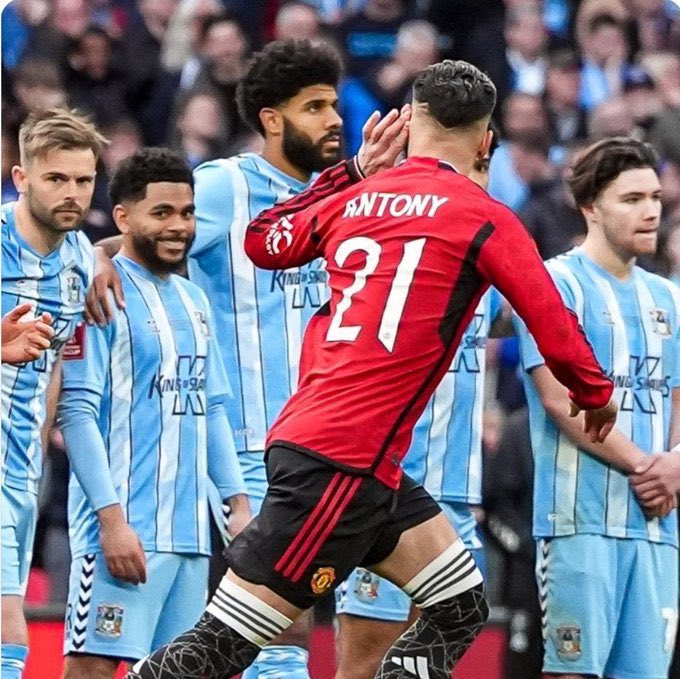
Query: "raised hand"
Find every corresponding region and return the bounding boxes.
[2,303,54,364]
[356,105,411,177]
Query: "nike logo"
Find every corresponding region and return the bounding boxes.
[389,655,430,678]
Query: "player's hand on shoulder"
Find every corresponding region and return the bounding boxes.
[570,398,618,443]
[1,303,54,364]
[356,104,411,177]
[85,247,125,327]
[224,494,252,540]
[98,505,147,585]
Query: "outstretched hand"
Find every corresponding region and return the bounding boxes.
[1,303,54,364]
[356,105,411,177]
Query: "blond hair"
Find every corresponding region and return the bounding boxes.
[18,108,109,166]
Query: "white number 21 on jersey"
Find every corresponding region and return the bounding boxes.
[326,236,427,352]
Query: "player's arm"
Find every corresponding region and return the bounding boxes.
[477,206,615,441]
[203,303,250,541]
[58,315,146,584]
[42,355,62,455]
[85,236,124,326]
[1,303,54,364]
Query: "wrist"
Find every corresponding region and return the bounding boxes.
[97,503,125,529]
[226,493,249,512]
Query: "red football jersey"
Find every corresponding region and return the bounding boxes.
[245,157,613,489]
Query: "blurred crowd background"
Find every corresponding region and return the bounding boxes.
[2,0,680,674]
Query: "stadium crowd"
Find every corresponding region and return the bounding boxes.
[2,0,680,678]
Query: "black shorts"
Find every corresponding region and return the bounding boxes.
[226,446,441,610]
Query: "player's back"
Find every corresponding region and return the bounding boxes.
[268,158,498,488]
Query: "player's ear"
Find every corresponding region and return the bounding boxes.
[259,108,283,137]
[478,128,493,160]
[112,204,130,235]
[11,165,27,194]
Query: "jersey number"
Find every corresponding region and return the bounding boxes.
[326,237,426,352]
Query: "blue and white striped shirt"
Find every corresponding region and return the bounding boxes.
[188,153,328,453]
[61,256,235,557]
[517,248,680,546]
[1,202,93,494]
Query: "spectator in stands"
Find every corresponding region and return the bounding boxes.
[65,26,132,128]
[1,0,49,70]
[654,214,680,286]
[587,95,635,139]
[274,2,322,42]
[644,51,680,164]
[122,0,181,144]
[334,0,410,78]
[544,49,589,145]
[171,89,231,167]
[621,64,663,134]
[577,13,630,111]
[660,160,680,217]
[340,19,439,154]
[180,13,251,144]
[10,58,67,114]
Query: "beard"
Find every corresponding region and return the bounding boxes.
[131,232,196,276]
[26,187,85,233]
[282,118,343,174]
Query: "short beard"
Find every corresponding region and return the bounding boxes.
[130,233,194,276]
[282,118,342,174]
[26,187,84,234]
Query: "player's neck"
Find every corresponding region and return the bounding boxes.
[261,144,311,183]
[14,197,66,256]
[407,139,475,177]
[581,235,635,281]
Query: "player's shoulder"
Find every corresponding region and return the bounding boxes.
[194,154,254,185]
[636,266,680,312]
[544,249,588,293]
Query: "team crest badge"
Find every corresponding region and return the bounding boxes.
[95,604,124,638]
[265,217,293,255]
[650,308,672,337]
[354,568,380,602]
[194,310,210,338]
[311,567,336,595]
[556,624,581,660]
[67,275,81,304]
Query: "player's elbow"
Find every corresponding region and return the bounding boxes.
[244,230,278,269]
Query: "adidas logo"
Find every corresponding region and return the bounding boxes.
[389,655,430,678]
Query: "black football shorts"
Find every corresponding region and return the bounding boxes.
[226,445,441,609]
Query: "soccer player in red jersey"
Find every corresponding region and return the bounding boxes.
[127,61,617,679]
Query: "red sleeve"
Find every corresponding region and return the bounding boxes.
[477,205,613,411]
[244,157,364,270]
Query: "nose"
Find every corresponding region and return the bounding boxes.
[643,196,661,221]
[326,107,343,130]
[63,178,79,200]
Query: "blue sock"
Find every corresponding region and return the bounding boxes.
[242,644,310,679]
[1,644,28,678]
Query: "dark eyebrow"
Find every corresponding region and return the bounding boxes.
[150,203,176,210]
[619,190,661,198]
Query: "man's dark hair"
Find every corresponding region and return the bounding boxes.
[588,13,622,35]
[412,60,497,129]
[236,39,341,135]
[198,11,248,46]
[567,137,659,207]
[109,147,194,205]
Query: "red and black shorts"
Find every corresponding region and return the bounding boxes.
[226,445,442,610]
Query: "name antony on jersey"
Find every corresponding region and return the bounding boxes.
[343,192,449,219]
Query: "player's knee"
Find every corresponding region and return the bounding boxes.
[420,583,488,634]
[271,612,312,648]
[63,653,120,679]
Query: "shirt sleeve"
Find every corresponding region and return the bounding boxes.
[244,157,364,269]
[190,161,236,257]
[476,204,612,411]
[203,299,245,499]
[58,317,119,512]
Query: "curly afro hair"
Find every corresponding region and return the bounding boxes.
[109,147,193,205]
[236,39,341,135]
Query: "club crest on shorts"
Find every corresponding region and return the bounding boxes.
[650,308,672,337]
[556,624,581,660]
[95,604,124,638]
[311,566,336,594]
[354,568,380,602]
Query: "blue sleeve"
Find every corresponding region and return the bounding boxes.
[204,300,244,498]
[207,402,246,499]
[514,270,576,373]
[59,321,119,512]
[488,287,502,323]
[190,161,236,257]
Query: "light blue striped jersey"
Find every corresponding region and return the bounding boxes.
[516,248,680,546]
[62,256,229,557]
[403,290,501,503]
[188,153,328,452]
[1,202,93,494]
